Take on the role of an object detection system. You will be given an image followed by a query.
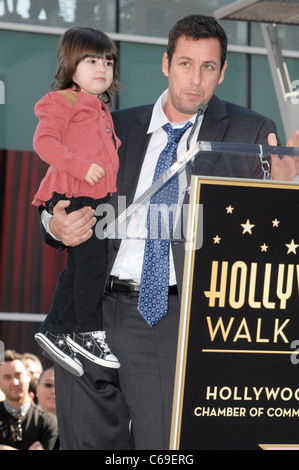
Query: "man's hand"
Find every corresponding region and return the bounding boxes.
[28,441,44,450]
[0,441,44,450]
[85,163,105,185]
[287,129,299,148]
[269,131,299,181]
[49,200,96,247]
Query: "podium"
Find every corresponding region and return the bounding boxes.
[169,144,299,450]
[105,141,299,450]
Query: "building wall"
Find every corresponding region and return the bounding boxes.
[0,0,299,150]
[1,0,299,355]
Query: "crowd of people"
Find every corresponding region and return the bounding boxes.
[1,11,299,450]
[0,349,57,450]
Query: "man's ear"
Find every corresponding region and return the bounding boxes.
[162,52,170,78]
[218,60,228,85]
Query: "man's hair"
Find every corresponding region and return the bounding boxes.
[0,349,24,365]
[52,26,121,107]
[167,15,228,70]
[22,353,43,375]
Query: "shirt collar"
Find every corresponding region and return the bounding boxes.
[3,399,31,418]
[147,89,197,134]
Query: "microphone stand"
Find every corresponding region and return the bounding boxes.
[105,104,208,239]
[185,103,208,193]
[186,102,208,151]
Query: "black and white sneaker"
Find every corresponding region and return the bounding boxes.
[34,331,84,377]
[66,331,120,369]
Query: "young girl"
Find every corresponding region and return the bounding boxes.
[32,27,121,376]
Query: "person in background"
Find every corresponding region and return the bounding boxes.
[0,350,57,450]
[23,353,44,404]
[23,353,43,383]
[36,368,56,417]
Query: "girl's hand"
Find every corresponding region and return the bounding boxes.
[85,163,105,185]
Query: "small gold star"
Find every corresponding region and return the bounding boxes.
[272,219,280,228]
[226,205,234,214]
[260,243,268,252]
[241,219,255,235]
[213,235,221,244]
[286,239,299,254]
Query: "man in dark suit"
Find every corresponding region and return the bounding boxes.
[39,15,299,449]
[0,350,57,450]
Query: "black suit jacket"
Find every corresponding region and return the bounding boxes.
[40,95,279,296]
[109,95,278,296]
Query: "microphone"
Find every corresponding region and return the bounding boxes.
[186,102,208,151]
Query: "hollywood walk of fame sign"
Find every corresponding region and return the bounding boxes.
[170,175,299,450]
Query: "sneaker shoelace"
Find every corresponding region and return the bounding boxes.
[90,331,111,353]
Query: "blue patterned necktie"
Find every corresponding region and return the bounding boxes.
[137,121,192,327]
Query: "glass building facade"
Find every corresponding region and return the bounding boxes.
[0,0,299,150]
[1,0,299,356]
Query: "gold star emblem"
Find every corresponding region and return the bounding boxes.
[286,239,299,254]
[226,205,234,214]
[260,243,268,252]
[213,235,221,244]
[272,219,280,228]
[241,219,255,235]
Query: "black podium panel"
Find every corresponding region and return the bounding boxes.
[171,177,299,450]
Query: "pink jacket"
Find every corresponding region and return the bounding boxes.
[32,89,120,206]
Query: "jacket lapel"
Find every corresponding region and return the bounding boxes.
[194,95,229,176]
[118,107,153,208]
[198,95,229,142]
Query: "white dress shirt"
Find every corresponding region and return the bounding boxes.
[111,89,203,285]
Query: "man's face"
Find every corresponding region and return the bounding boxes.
[162,36,227,122]
[36,368,56,415]
[0,360,30,405]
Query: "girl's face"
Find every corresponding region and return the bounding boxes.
[72,55,114,95]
